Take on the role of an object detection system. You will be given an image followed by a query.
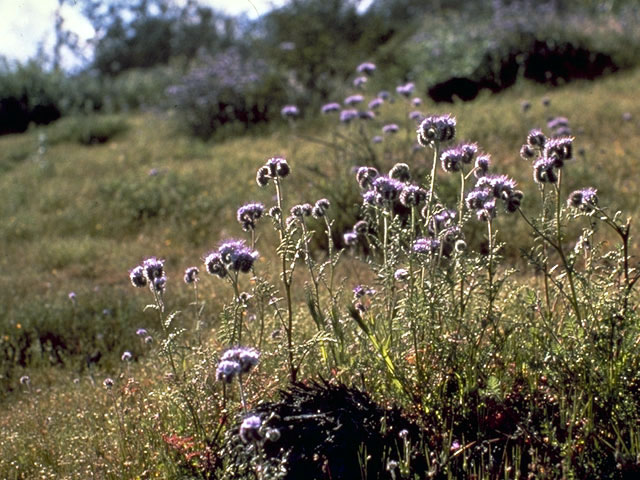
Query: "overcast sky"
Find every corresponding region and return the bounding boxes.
[0,0,285,69]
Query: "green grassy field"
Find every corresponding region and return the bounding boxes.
[1,68,640,478]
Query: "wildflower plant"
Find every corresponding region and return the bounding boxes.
[109,61,640,479]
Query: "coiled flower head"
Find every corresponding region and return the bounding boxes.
[466,188,491,210]
[143,257,165,282]
[520,144,537,161]
[218,240,259,273]
[129,265,147,288]
[312,198,331,218]
[265,157,290,178]
[399,184,427,207]
[240,415,262,443]
[290,203,313,218]
[372,176,404,203]
[389,162,411,182]
[474,154,491,177]
[408,110,424,122]
[205,252,227,278]
[533,157,558,184]
[567,187,598,212]
[237,202,265,231]
[394,268,409,282]
[356,166,379,189]
[417,114,456,146]
[527,129,546,148]
[184,266,199,284]
[544,136,574,167]
[440,144,476,172]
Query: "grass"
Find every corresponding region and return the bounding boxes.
[1,68,640,478]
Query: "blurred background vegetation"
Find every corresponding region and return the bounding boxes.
[2,0,640,139]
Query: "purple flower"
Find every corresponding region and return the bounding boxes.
[221,347,260,374]
[417,114,456,146]
[413,237,440,255]
[568,187,598,212]
[476,174,517,200]
[399,184,427,207]
[533,157,558,184]
[237,202,265,231]
[476,198,496,222]
[340,109,359,124]
[372,135,383,144]
[353,76,368,88]
[353,220,368,235]
[372,176,404,203]
[408,110,423,122]
[440,144,476,172]
[466,189,491,210]
[474,154,491,177]
[362,190,379,205]
[218,240,258,273]
[281,105,299,118]
[353,285,375,298]
[394,268,409,281]
[265,157,290,178]
[184,266,199,284]
[68,292,77,304]
[547,116,569,131]
[520,144,536,161]
[429,209,456,234]
[240,415,262,443]
[382,123,399,135]
[389,163,411,182]
[142,257,165,282]
[205,252,227,278]
[129,265,147,288]
[527,129,546,148]
[121,351,133,362]
[356,62,376,75]
[343,231,358,246]
[358,110,375,120]
[153,276,167,293]
[378,90,391,100]
[290,203,313,218]
[321,102,341,114]
[312,198,330,218]
[412,97,422,106]
[396,82,415,97]
[344,94,364,106]
[368,98,383,110]
[216,359,241,383]
[356,166,379,189]
[136,328,148,337]
[544,136,573,167]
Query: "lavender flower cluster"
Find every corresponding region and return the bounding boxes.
[257,157,290,186]
[205,240,259,278]
[129,257,167,293]
[215,347,260,383]
[520,129,574,184]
